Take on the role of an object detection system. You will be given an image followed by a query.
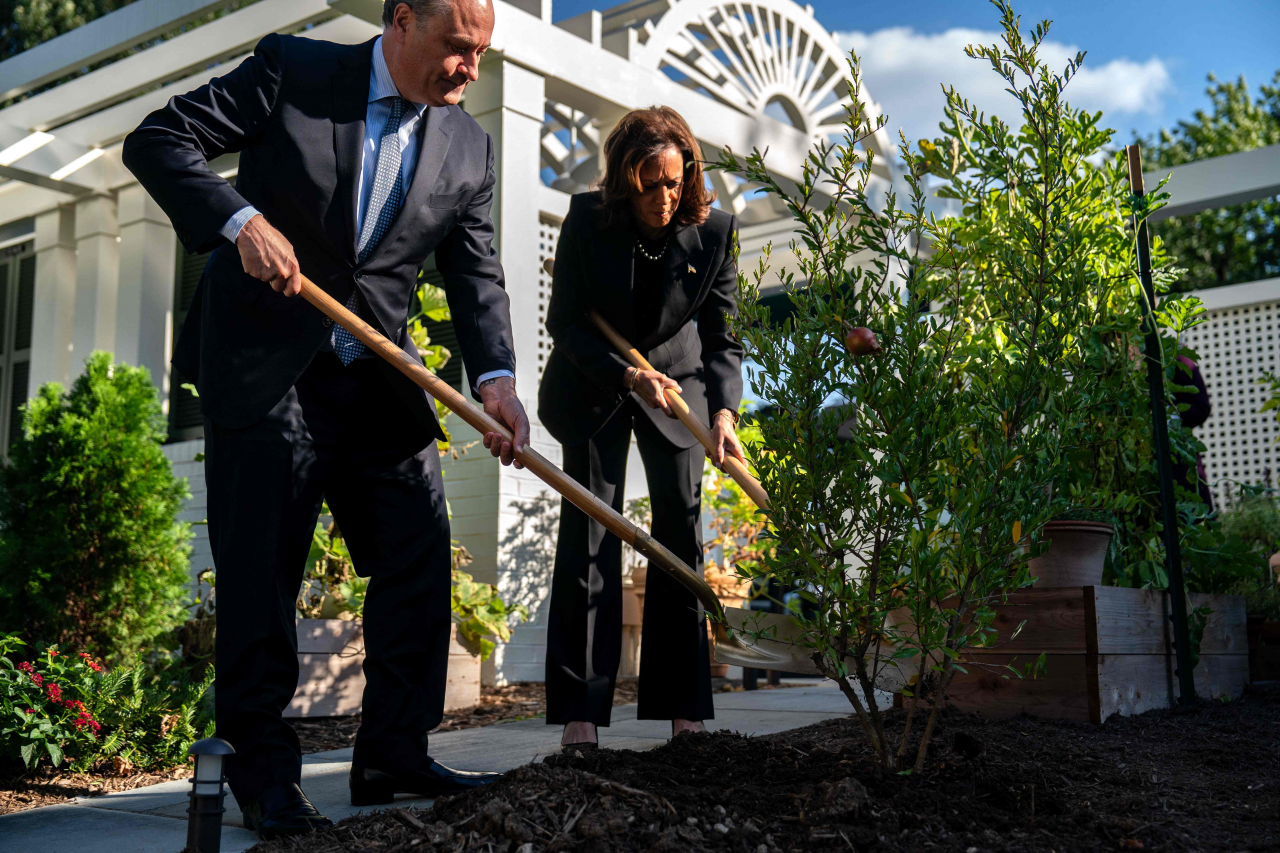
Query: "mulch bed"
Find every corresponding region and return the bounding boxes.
[0,680,648,816]
[248,684,1280,853]
[0,762,192,816]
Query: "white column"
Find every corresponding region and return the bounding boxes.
[71,193,120,369]
[459,56,555,685]
[28,205,77,391]
[116,184,177,409]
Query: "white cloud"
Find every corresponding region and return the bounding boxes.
[833,27,1172,147]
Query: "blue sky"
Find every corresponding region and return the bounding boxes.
[550,0,1280,146]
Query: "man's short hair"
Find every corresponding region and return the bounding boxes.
[382,0,452,27]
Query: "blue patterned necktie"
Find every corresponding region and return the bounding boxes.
[333,96,409,365]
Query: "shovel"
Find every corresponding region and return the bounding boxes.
[296,275,815,672]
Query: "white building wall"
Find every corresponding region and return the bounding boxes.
[162,439,214,587]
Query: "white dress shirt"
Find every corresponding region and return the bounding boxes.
[220,37,511,386]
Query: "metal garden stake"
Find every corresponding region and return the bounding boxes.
[185,737,234,853]
[1125,143,1197,705]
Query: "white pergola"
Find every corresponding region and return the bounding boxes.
[0,0,893,683]
[1147,142,1280,506]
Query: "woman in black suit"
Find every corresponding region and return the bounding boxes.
[538,106,745,749]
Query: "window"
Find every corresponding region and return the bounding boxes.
[0,241,35,455]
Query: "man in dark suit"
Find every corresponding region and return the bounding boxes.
[123,0,529,838]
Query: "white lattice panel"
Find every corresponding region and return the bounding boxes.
[536,215,561,381]
[1182,280,1280,502]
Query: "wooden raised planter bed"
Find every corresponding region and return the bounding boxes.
[902,587,1248,724]
[284,619,481,718]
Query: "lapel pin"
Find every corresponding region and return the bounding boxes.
[688,263,697,275]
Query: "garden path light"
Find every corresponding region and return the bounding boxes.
[292,272,817,674]
[185,736,233,853]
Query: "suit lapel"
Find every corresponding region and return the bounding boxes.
[373,105,454,257]
[331,39,376,264]
[637,222,704,348]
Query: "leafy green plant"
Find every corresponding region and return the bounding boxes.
[712,2,1186,771]
[295,505,527,660]
[0,352,191,662]
[450,570,529,661]
[1,634,213,774]
[407,280,457,444]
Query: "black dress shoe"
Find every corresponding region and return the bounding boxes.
[240,782,334,840]
[350,759,502,806]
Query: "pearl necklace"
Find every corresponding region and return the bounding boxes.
[635,238,668,262]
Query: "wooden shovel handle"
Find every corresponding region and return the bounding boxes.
[588,310,770,511]
[297,276,723,619]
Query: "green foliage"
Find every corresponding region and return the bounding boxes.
[407,280,456,443]
[702,409,771,584]
[450,569,528,661]
[296,507,367,620]
[296,504,527,660]
[713,1,1196,772]
[1183,485,1280,607]
[0,352,191,662]
[0,634,213,774]
[1141,72,1280,291]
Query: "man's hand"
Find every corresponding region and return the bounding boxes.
[631,369,681,418]
[707,410,746,472]
[237,214,302,297]
[480,377,530,469]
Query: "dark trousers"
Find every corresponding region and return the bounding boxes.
[545,402,714,726]
[204,353,452,803]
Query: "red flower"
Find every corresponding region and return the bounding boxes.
[45,683,62,703]
[71,714,101,735]
[47,649,58,658]
[79,653,103,672]
[63,699,84,713]
[24,709,35,716]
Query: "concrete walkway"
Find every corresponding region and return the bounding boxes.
[0,683,854,853]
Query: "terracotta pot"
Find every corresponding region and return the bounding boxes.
[1027,520,1114,588]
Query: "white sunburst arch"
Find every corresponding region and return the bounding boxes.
[633,0,892,159]
[640,0,893,222]
[536,0,896,221]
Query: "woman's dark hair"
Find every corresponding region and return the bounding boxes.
[598,106,714,228]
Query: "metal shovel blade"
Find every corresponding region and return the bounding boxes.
[713,607,912,693]
[712,607,824,675]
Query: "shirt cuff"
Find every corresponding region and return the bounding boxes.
[220,206,261,243]
[475,370,514,391]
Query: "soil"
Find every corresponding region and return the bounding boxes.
[248,684,1280,853]
[0,680,650,816]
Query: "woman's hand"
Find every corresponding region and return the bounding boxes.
[630,369,681,417]
[707,410,746,471]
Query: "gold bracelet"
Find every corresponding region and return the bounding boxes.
[714,408,739,428]
[625,367,639,391]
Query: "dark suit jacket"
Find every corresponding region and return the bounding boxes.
[122,35,515,436]
[538,192,743,448]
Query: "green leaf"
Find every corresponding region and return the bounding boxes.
[20,742,36,767]
[46,741,63,767]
